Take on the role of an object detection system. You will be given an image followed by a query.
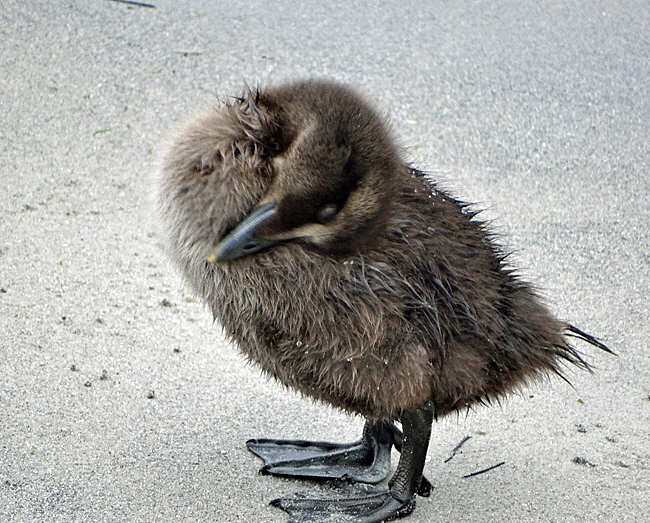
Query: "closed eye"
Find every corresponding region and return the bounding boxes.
[316,203,337,224]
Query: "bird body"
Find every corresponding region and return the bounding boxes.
[157,79,610,522]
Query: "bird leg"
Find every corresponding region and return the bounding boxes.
[388,423,433,498]
[268,400,435,523]
[247,420,393,484]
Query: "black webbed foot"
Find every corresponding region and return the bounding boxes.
[247,421,393,484]
[254,401,435,522]
[271,482,416,523]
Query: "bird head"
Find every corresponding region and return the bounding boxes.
[159,80,402,265]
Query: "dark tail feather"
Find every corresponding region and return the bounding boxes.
[551,324,614,380]
[565,324,615,355]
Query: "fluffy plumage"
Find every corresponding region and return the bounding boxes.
[157,79,608,422]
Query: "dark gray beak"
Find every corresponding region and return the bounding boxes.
[207,202,278,263]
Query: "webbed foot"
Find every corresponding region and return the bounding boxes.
[251,401,435,522]
[271,482,415,523]
[247,421,393,484]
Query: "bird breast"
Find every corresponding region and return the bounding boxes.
[203,238,436,420]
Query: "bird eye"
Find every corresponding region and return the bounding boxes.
[316,203,337,224]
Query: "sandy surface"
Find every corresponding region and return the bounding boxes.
[1,1,648,522]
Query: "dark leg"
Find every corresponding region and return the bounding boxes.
[388,423,432,497]
[271,400,435,523]
[378,400,435,519]
[247,420,393,484]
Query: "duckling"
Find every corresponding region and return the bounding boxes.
[156,79,612,522]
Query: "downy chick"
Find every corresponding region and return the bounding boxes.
[157,79,611,522]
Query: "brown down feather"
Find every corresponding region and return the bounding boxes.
[157,79,608,421]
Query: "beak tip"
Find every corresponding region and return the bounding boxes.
[206,252,219,265]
